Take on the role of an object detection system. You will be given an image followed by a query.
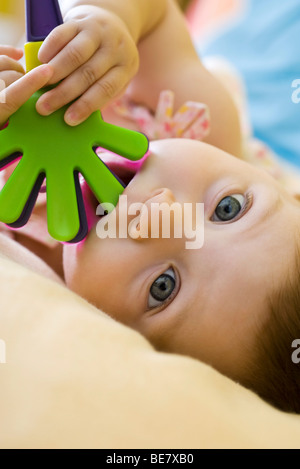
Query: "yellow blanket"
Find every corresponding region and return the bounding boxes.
[0,253,300,449]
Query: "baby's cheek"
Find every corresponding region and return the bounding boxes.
[62,244,81,289]
[62,238,114,307]
[62,243,97,294]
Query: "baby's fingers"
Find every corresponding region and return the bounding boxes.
[0,55,25,88]
[38,23,97,85]
[44,29,98,85]
[0,65,53,125]
[0,70,25,88]
[36,47,111,116]
[0,55,24,74]
[64,67,131,126]
[0,46,23,60]
[38,22,78,64]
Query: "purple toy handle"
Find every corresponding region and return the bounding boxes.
[25,0,63,42]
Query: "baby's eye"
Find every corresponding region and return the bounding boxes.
[148,268,179,310]
[212,194,246,222]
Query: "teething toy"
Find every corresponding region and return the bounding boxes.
[0,0,148,243]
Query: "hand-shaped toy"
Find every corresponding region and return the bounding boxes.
[0,0,149,243]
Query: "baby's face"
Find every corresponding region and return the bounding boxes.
[63,139,300,380]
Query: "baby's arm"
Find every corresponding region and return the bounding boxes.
[126,0,243,158]
[35,0,167,126]
[59,0,167,41]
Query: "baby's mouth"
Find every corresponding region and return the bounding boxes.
[81,150,150,232]
[100,151,146,187]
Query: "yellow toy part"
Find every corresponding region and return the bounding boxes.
[24,41,43,72]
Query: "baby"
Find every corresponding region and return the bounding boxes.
[0,0,300,414]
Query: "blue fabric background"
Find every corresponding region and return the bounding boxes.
[196,0,300,167]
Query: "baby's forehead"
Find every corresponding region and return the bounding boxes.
[150,139,294,197]
[151,139,243,166]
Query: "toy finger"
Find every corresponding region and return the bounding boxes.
[46,168,81,242]
[38,21,78,63]
[64,66,128,125]
[0,65,53,125]
[155,90,174,124]
[81,152,125,207]
[45,29,99,85]
[0,157,41,224]
[0,46,23,60]
[93,119,148,161]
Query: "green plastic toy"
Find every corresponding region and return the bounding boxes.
[0,0,148,243]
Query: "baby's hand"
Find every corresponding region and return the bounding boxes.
[36,6,139,126]
[0,64,53,127]
[0,46,25,88]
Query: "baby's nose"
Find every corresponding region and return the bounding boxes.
[147,188,176,205]
[128,188,182,241]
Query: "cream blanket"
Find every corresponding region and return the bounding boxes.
[0,251,300,448]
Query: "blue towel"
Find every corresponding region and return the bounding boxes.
[195,0,300,167]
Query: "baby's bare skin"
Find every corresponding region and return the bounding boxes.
[64,138,300,382]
